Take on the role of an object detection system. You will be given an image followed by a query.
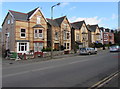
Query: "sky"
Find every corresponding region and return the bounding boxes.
[1,2,118,29]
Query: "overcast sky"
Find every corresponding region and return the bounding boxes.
[1,2,118,29]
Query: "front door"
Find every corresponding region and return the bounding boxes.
[54,43,59,50]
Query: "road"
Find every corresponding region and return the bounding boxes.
[2,50,119,88]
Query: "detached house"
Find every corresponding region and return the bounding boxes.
[87,24,101,44]
[47,16,71,51]
[71,21,89,49]
[2,7,47,55]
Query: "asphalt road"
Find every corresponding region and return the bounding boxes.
[2,50,119,87]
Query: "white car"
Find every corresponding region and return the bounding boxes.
[109,45,120,52]
[79,48,97,55]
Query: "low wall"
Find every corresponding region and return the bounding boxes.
[43,51,64,58]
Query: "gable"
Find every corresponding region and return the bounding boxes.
[61,17,71,28]
[80,22,88,33]
[29,8,47,23]
[2,12,13,26]
[95,27,100,33]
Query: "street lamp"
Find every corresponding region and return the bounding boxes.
[51,3,60,59]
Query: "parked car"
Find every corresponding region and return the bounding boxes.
[109,45,120,52]
[79,48,97,55]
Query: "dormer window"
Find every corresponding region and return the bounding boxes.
[37,16,41,24]
[7,19,10,24]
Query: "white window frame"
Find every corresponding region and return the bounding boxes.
[34,29,43,38]
[17,42,29,54]
[76,34,80,41]
[7,19,10,24]
[20,28,26,38]
[11,18,14,24]
[55,32,59,40]
[34,29,38,38]
[64,42,70,50]
[37,16,41,24]
[38,29,43,38]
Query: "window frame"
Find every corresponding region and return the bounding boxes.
[37,16,41,24]
[7,19,10,24]
[20,28,26,38]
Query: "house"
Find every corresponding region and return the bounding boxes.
[47,16,71,52]
[102,28,114,45]
[87,24,101,44]
[2,7,47,55]
[71,20,89,49]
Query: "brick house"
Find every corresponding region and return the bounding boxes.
[71,21,90,49]
[102,28,114,44]
[87,24,101,44]
[2,7,47,55]
[47,16,71,51]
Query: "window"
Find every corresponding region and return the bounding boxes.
[7,20,10,24]
[34,43,43,52]
[76,34,79,41]
[38,29,43,38]
[64,31,67,40]
[11,19,13,24]
[64,43,70,49]
[67,43,69,49]
[64,43,66,49]
[19,43,27,51]
[34,30,38,38]
[64,31,70,40]
[34,29,43,38]
[37,16,41,24]
[55,32,59,40]
[20,29,26,38]
[67,33,69,39]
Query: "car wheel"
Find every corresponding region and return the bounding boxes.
[89,52,91,55]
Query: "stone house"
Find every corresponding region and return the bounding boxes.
[87,24,101,44]
[47,16,71,51]
[71,21,89,49]
[2,7,47,55]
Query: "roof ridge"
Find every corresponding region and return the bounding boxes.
[54,16,66,20]
[71,20,84,24]
[9,10,27,15]
[27,7,39,14]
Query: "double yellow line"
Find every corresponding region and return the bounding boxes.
[88,71,119,89]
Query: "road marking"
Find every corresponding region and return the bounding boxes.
[88,71,119,89]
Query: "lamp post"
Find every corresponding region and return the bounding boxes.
[51,3,60,59]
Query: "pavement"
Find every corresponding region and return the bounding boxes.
[2,50,119,87]
[2,49,105,65]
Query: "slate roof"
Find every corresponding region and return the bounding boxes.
[71,21,85,30]
[9,10,28,21]
[32,24,44,28]
[54,16,66,26]
[27,7,39,18]
[9,7,39,21]
[46,18,59,27]
[87,24,99,32]
[46,16,68,27]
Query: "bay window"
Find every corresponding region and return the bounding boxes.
[34,43,43,52]
[34,29,43,38]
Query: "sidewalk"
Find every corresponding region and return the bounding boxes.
[2,49,108,65]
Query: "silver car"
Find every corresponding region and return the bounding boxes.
[79,48,97,55]
[109,45,120,52]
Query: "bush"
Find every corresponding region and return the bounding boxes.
[94,43,103,48]
[41,47,51,52]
